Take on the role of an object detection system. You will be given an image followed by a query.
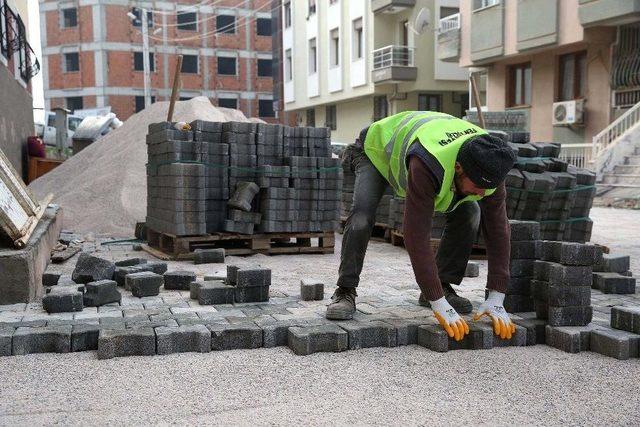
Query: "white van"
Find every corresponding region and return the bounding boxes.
[35,111,84,148]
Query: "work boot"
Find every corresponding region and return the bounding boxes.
[325,287,357,320]
[419,283,473,314]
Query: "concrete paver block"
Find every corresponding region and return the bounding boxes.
[592,272,636,294]
[545,325,598,353]
[83,280,122,307]
[300,279,324,301]
[193,249,226,264]
[508,220,540,241]
[513,318,547,345]
[208,322,263,350]
[115,258,148,267]
[464,262,480,278]
[72,252,116,284]
[610,306,640,334]
[126,272,163,297]
[0,328,13,356]
[42,288,83,313]
[590,327,640,360]
[71,323,125,352]
[417,324,449,352]
[594,254,630,273]
[97,328,156,359]
[12,326,72,355]
[42,272,60,287]
[287,324,348,355]
[163,271,197,290]
[155,325,211,354]
[198,281,235,305]
[338,320,396,349]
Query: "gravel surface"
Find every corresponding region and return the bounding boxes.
[1,207,638,425]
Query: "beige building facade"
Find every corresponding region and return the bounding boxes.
[281,0,470,144]
[440,0,640,156]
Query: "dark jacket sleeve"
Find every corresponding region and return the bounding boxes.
[404,156,445,301]
[479,183,511,293]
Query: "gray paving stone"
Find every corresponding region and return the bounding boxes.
[208,322,263,350]
[611,306,640,334]
[548,305,593,326]
[545,325,599,353]
[513,318,547,345]
[193,249,226,264]
[235,286,270,303]
[127,272,163,297]
[464,262,480,278]
[558,242,601,266]
[115,258,148,267]
[198,281,235,305]
[380,318,432,346]
[42,272,60,287]
[12,326,72,355]
[417,324,449,352]
[71,323,125,352]
[592,272,636,294]
[146,261,168,275]
[83,280,122,307]
[236,268,271,288]
[510,241,540,259]
[287,324,348,356]
[508,220,540,241]
[72,252,116,284]
[590,327,640,360]
[42,288,84,314]
[98,328,156,359]
[492,325,527,347]
[156,325,211,355]
[258,319,299,348]
[594,254,630,273]
[337,320,397,349]
[547,284,591,307]
[300,279,324,301]
[0,328,13,356]
[163,271,197,291]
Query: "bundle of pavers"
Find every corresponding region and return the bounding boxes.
[531,241,602,326]
[146,121,341,236]
[503,220,540,313]
[190,265,271,305]
[592,254,636,294]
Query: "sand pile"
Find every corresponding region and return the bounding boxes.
[29,97,253,237]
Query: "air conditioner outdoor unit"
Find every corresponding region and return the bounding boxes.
[552,99,585,126]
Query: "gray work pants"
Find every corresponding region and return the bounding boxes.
[337,146,481,288]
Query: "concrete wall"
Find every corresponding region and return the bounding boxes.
[579,0,640,27]
[0,64,33,178]
[517,0,558,51]
[469,1,504,62]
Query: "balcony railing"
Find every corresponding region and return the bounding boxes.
[558,143,594,170]
[373,45,414,70]
[439,13,460,33]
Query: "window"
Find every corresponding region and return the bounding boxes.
[257,59,272,77]
[308,38,317,74]
[418,94,442,111]
[507,63,531,107]
[330,28,340,67]
[473,0,499,10]
[133,52,155,71]
[284,2,291,28]
[216,15,235,34]
[259,99,275,117]
[306,108,315,126]
[325,105,337,130]
[285,48,292,81]
[135,96,156,112]
[181,55,199,73]
[218,57,237,75]
[352,18,363,60]
[62,8,77,28]
[66,96,83,112]
[179,96,193,101]
[558,51,587,101]
[440,7,459,18]
[64,52,79,72]
[68,117,82,132]
[177,11,197,31]
[131,7,153,27]
[373,96,388,121]
[256,18,271,36]
[218,98,237,109]
[308,0,316,16]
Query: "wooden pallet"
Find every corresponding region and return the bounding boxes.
[390,230,488,260]
[146,228,335,260]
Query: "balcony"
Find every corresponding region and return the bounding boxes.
[372,0,415,14]
[579,0,640,27]
[372,45,417,84]
[437,13,461,63]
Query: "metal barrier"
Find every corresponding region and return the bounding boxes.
[372,45,414,70]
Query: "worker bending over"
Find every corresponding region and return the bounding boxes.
[327,111,517,341]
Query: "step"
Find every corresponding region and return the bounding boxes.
[625,155,640,166]
[614,164,640,174]
[602,174,640,185]
[596,182,640,189]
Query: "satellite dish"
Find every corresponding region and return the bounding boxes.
[412,8,430,35]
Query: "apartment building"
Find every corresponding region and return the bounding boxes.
[39,0,277,122]
[439,0,640,163]
[280,0,469,144]
[1,0,39,178]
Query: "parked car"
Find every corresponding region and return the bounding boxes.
[35,111,84,148]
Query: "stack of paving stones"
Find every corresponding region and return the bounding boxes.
[503,220,540,313]
[592,254,636,294]
[388,197,405,234]
[146,121,339,237]
[340,152,356,219]
[532,241,601,326]
[190,265,271,305]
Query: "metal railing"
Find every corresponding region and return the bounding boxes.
[613,88,640,108]
[372,45,414,70]
[439,13,460,33]
[559,143,594,170]
[593,99,640,159]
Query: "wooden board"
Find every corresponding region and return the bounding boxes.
[146,228,335,260]
[51,246,81,264]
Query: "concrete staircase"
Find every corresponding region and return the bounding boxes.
[602,146,640,187]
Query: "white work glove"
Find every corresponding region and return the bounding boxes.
[473,290,516,340]
[431,296,469,342]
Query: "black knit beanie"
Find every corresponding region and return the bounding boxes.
[457,134,516,189]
